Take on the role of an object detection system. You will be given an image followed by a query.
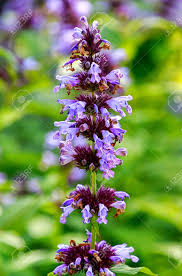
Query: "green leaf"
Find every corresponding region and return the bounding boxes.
[0,196,42,230]
[9,249,55,271]
[47,273,54,276]
[0,230,25,249]
[111,264,157,275]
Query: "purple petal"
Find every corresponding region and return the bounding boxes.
[88,62,101,83]
[97,203,108,224]
[104,268,115,276]
[86,266,94,276]
[111,201,126,210]
[81,204,92,224]
[114,191,130,200]
[53,264,67,275]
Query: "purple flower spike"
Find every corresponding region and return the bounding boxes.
[82,204,92,223]
[97,203,108,224]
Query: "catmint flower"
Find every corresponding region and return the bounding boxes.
[58,140,126,179]
[88,62,102,83]
[53,16,125,95]
[60,185,129,224]
[53,231,138,276]
[54,75,80,94]
[57,94,132,121]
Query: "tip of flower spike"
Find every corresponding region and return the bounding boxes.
[92,20,99,30]
[80,16,88,26]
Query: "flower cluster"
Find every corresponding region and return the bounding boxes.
[53,231,138,276]
[53,16,125,95]
[53,16,132,179]
[60,184,129,224]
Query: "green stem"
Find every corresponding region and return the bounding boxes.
[91,171,97,195]
[91,215,97,249]
[91,170,97,249]
[91,91,97,249]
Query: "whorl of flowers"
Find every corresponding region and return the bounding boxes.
[60,184,129,224]
[52,16,139,276]
[53,231,139,276]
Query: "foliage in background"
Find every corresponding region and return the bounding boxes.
[1,1,182,276]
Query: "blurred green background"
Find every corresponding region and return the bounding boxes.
[0,1,182,276]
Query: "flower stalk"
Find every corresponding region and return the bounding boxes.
[91,169,97,249]
[51,15,140,276]
[91,170,97,195]
[91,215,97,249]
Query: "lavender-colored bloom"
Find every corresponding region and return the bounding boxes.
[111,201,126,211]
[60,205,75,224]
[86,266,94,276]
[52,14,140,276]
[59,141,75,165]
[53,264,67,275]
[57,99,86,121]
[54,121,78,141]
[107,95,132,116]
[104,268,115,276]
[112,244,139,263]
[59,185,129,224]
[88,62,101,83]
[105,69,123,85]
[97,203,108,224]
[114,191,129,200]
[93,133,127,179]
[53,231,138,275]
[85,229,92,243]
[53,16,129,95]
[54,111,129,178]
[82,204,92,223]
[54,75,80,93]
[73,27,83,40]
